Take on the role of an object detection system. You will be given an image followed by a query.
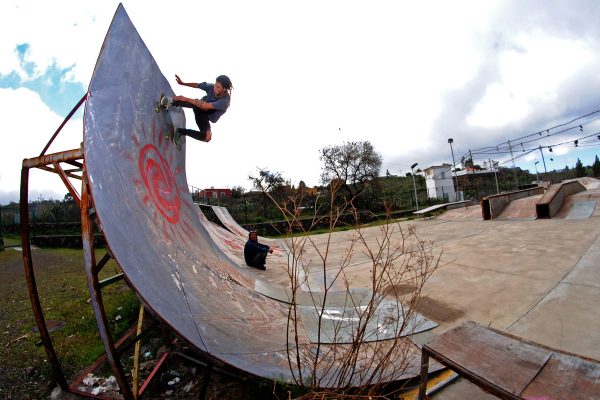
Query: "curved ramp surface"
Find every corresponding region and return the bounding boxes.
[83,5,431,386]
[84,4,295,381]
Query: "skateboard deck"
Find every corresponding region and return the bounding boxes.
[154,92,181,150]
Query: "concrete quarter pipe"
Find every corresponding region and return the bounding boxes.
[83,4,429,387]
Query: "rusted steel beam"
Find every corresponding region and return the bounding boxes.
[63,167,83,174]
[53,162,81,208]
[81,168,134,400]
[38,164,83,181]
[92,251,112,276]
[98,273,124,289]
[40,93,87,157]
[23,148,83,169]
[65,159,84,168]
[20,166,69,389]
[138,352,169,397]
[418,350,430,400]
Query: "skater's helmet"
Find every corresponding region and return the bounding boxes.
[216,75,233,90]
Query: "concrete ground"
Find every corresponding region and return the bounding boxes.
[295,193,600,398]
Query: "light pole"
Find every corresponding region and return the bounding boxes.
[448,138,458,201]
[490,158,500,194]
[534,161,540,184]
[411,163,419,211]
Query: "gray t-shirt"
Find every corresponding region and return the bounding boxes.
[199,82,230,123]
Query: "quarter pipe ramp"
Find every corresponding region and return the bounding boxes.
[83,4,431,387]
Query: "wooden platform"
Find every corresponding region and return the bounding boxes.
[418,321,600,399]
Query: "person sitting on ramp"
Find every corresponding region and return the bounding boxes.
[163,74,232,144]
[244,230,273,270]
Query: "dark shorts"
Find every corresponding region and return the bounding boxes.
[172,100,211,134]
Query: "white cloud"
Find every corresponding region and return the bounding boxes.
[466,83,530,128]
[2,0,600,203]
[0,1,115,82]
[467,32,594,129]
[0,87,83,202]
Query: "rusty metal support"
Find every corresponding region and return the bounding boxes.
[25,148,83,169]
[40,93,87,157]
[53,162,81,208]
[138,352,169,397]
[93,251,113,276]
[81,166,134,400]
[20,164,69,389]
[418,350,430,400]
[38,164,83,181]
[198,362,214,400]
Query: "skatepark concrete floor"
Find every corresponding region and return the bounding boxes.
[294,202,600,399]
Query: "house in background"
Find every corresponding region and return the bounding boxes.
[198,187,232,200]
[423,164,460,202]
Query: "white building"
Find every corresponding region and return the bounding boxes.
[423,164,459,202]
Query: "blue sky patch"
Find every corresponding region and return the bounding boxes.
[0,43,85,117]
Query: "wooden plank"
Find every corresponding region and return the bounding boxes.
[521,352,600,400]
[424,321,551,396]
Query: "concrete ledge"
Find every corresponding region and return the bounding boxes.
[413,200,476,215]
[536,181,586,218]
[481,187,544,220]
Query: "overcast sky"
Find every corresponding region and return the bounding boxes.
[2,0,600,205]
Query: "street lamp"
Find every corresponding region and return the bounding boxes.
[534,161,540,184]
[411,162,419,211]
[448,138,458,201]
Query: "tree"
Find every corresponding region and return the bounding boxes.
[320,141,382,201]
[592,155,600,177]
[231,186,245,198]
[575,158,585,178]
[248,168,285,217]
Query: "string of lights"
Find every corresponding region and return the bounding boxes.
[425,108,600,181]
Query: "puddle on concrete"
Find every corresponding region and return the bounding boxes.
[415,296,464,323]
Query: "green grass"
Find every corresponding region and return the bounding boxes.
[270,215,412,239]
[0,244,140,398]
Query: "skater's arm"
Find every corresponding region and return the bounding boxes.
[175,74,199,88]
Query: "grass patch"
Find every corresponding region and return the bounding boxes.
[0,245,139,398]
[270,216,411,238]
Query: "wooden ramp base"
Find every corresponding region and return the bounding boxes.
[418,321,600,400]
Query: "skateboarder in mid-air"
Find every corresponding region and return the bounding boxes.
[161,74,233,144]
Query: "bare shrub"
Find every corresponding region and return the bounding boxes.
[263,181,442,398]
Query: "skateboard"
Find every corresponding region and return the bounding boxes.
[154,93,181,150]
[154,92,170,113]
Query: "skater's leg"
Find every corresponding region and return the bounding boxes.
[178,128,208,142]
[171,99,193,108]
[248,253,267,270]
[171,102,213,143]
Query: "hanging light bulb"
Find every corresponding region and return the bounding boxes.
[574,140,579,147]
[549,147,553,152]
[580,125,583,132]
